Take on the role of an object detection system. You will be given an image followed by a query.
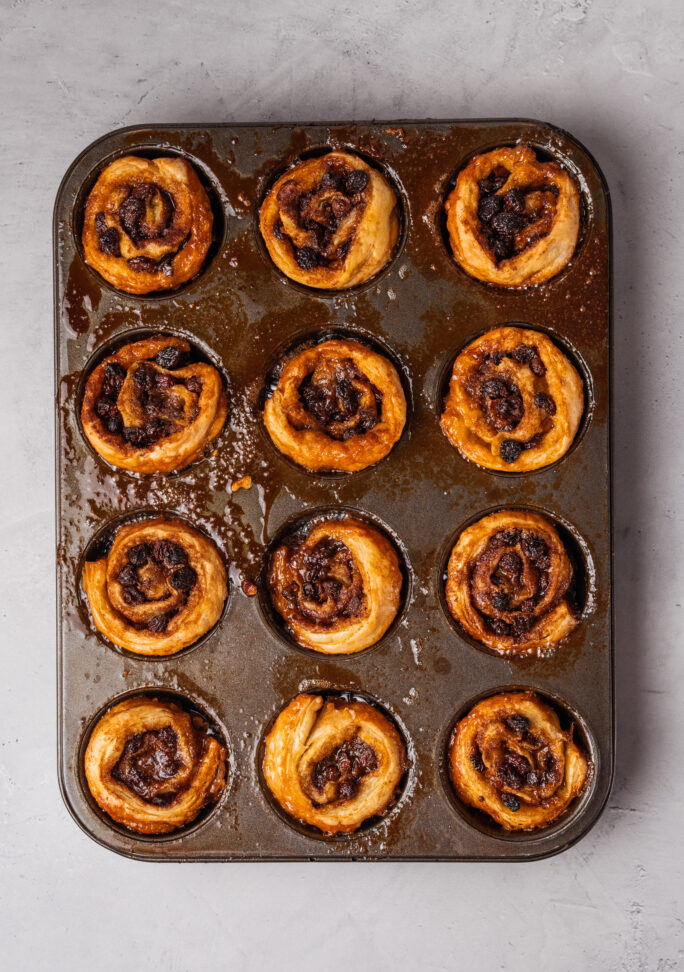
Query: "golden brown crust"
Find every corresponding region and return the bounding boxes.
[82,517,227,656]
[448,691,590,830]
[81,335,228,474]
[445,145,580,287]
[263,338,406,472]
[263,694,406,834]
[440,326,584,471]
[259,151,399,289]
[84,696,227,835]
[82,155,213,294]
[267,517,402,654]
[445,510,579,654]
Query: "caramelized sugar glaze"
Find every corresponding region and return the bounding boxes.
[55,122,611,860]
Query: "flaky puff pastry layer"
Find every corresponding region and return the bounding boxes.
[81,335,227,474]
[268,517,402,654]
[449,691,590,831]
[82,156,213,294]
[445,510,579,654]
[82,517,227,656]
[263,339,406,472]
[445,145,580,287]
[85,697,227,835]
[260,151,399,289]
[263,694,407,834]
[440,326,584,472]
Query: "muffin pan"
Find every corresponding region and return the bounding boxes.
[54,120,613,860]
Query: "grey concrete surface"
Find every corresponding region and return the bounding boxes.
[1,0,682,969]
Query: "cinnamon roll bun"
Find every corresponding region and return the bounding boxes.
[440,326,584,471]
[81,335,228,475]
[82,155,213,293]
[82,517,227,656]
[445,145,581,287]
[259,151,399,289]
[448,691,590,831]
[267,516,402,654]
[263,693,407,834]
[84,696,227,835]
[445,510,579,654]
[263,338,406,472]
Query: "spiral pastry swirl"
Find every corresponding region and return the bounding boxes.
[448,691,590,830]
[263,693,407,834]
[82,517,227,656]
[260,151,399,289]
[440,326,584,471]
[263,339,406,472]
[445,145,581,287]
[82,156,213,293]
[81,335,228,474]
[84,697,227,835]
[267,516,402,654]
[445,510,579,654]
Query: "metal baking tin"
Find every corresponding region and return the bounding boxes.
[54,120,613,861]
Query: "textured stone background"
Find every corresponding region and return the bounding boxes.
[1,0,682,969]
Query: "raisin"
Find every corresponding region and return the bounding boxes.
[338,779,357,800]
[345,169,369,194]
[128,256,159,273]
[498,530,521,546]
[154,346,185,370]
[185,377,202,395]
[534,392,556,414]
[154,372,175,391]
[128,544,149,567]
[489,618,511,636]
[530,356,546,377]
[95,397,116,419]
[295,246,318,270]
[321,170,343,190]
[478,194,502,223]
[503,188,525,213]
[147,613,170,633]
[121,586,145,605]
[506,714,530,733]
[107,413,123,434]
[478,167,509,194]
[491,237,513,261]
[481,378,508,398]
[133,365,154,391]
[522,536,546,560]
[170,566,197,591]
[122,426,150,447]
[163,544,188,566]
[117,565,138,586]
[98,226,121,257]
[491,211,524,236]
[511,344,536,364]
[119,195,145,237]
[500,792,520,812]
[470,751,485,773]
[491,592,510,611]
[499,439,522,463]
[511,616,531,636]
